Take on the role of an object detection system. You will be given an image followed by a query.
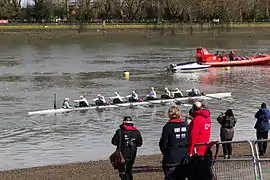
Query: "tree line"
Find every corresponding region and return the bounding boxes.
[1,0,270,23]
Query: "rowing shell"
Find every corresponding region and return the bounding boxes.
[27,92,231,116]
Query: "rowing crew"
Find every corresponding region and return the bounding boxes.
[62,87,204,109]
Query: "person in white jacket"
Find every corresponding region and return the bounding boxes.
[172,88,183,98]
[62,98,72,109]
[127,91,139,102]
[74,95,90,107]
[111,92,124,104]
[95,94,106,106]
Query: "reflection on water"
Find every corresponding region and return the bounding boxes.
[0,32,270,171]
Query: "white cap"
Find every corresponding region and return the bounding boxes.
[165,87,168,90]
[80,95,84,99]
[114,92,118,95]
[151,87,154,91]
[97,94,101,97]
[175,88,179,91]
[64,97,70,100]
[132,91,136,94]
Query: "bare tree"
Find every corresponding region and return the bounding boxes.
[2,0,21,18]
[93,0,113,19]
[120,0,145,20]
[164,0,183,21]
[77,0,93,22]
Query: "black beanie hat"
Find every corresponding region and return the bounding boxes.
[123,116,132,122]
[261,103,267,108]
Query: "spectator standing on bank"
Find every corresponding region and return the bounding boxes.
[188,101,211,156]
[217,109,237,159]
[159,106,190,180]
[111,116,143,180]
[254,103,270,156]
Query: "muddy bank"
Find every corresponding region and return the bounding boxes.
[0,142,266,180]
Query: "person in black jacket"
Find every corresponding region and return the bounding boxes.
[254,103,270,156]
[112,116,143,180]
[217,109,237,159]
[159,106,190,180]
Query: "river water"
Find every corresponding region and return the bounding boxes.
[0,30,270,171]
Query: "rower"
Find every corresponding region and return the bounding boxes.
[62,97,72,109]
[95,94,106,106]
[172,88,183,98]
[127,91,139,102]
[188,87,201,97]
[146,87,157,100]
[161,87,172,99]
[75,95,90,107]
[111,92,124,104]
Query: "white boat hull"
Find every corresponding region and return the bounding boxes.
[27,92,231,116]
[167,62,211,73]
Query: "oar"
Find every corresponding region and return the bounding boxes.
[53,93,57,109]
[204,94,222,100]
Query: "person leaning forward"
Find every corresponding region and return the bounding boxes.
[159,106,190,180]
[111,116,143,180]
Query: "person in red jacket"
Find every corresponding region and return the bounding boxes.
[188,101,211,156]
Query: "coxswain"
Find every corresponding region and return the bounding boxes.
[161,87,172,99]
[127,91,139,102]
[188,87,201,97]
[95,94,106,106]
[75,95,90,107]
[62,97,72,109]
[172,88,183,98]
[146,87,157,100]
[229,51,234,61]
[111,92,124,104]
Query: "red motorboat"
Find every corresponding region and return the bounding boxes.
[196,47,270,67]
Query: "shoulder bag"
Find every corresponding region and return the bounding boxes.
[110,130,125,169]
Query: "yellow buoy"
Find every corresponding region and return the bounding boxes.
[225,66,231,70]
[123,71,130,77]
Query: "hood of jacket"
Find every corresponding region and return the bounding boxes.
[192,109,210,118]
[256,108,269,119]
[120,123,137,131]
[168,118,185,123]
[259,108,269,114]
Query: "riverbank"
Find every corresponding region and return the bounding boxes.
[1,23,270,41]
[1,22,270,30]
[0,142,267,180]
[0,154,163,180]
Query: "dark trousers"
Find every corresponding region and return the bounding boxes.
[113,99,123,104]
[256,131,268,155]
[146,96,156,100]
[79,101,88,107]
[162,164,188,180]
[95,100,104,106]
[119,160,134,180]
[161,95,171,99]
[221,137,233,156]
[128,98,138,102]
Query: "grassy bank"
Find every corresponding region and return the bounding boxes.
[1,23,270,30]
[1,22,269,41]
[0,142,268,180]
